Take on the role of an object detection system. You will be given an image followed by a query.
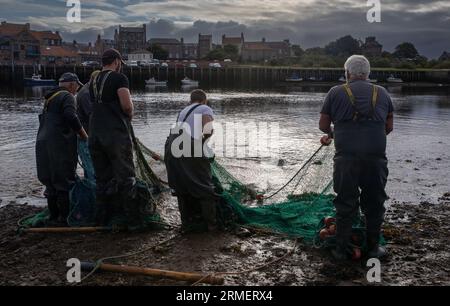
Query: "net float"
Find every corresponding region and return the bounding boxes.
[352,248,362,261]
[328,224,336,235]
[319,228,331,240]
[324,217,336,227]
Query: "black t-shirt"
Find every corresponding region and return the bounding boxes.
[89,70,130,134]
[89,70,129,108]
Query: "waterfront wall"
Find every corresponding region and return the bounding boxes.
[0,65,449,85]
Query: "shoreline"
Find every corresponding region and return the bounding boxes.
[0,194,449,286]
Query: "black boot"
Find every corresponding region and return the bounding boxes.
[331,220,352,261]
[95,196,113,226]
[56,192,70,226]
[47,195,59,221]
[200,199,219,232]
[367,233,387,259]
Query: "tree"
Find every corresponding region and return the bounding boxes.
[393,42,419,60]
[147,44,169,60]
[206,45,239,61]
[291,44,304,57]
[325,35,361,57]
[205,48,227,60]
[223,44,239,60]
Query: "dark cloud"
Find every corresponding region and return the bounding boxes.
[1,0,449,58]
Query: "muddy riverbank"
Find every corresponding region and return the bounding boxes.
[0,192,449,286]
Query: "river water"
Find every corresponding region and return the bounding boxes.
[0,84,449,208]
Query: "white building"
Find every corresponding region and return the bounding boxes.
[128,50,153,62]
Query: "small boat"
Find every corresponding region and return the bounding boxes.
[181,77,199,87]
[285,73,303,82]
[308,76,323,82]
[386,75,403,83]
[24,74,56,87]
[145,77,167,86]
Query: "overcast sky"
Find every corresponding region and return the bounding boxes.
[0,0,449,58]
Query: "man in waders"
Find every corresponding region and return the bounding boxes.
[36,73,88,225]
[164,89,219,232]
[319,55,394,260]
[76,70,100,133]
[88,49,135,225]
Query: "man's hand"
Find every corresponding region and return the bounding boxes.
[320,135,333,146]
[78,128,88,141]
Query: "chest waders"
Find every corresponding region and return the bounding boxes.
[36,90,74,187]
[36,90,77,223]
[334,84,387,158]
[331,84,389,260]
[164,104,220,231]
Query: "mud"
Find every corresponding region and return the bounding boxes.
[0,193,449,286]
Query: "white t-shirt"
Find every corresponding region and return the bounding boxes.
[177,103,214,140]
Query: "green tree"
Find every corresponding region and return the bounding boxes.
[147,44,169,60]
[393,42,419,60]
[291,44,304,57]
[205,48,227,60]
[325,35,361,57]
[223,44,239,60]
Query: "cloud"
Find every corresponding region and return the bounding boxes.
[0,0,448,58]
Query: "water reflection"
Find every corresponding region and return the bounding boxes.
[0,84,449,204]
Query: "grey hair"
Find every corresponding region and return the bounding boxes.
[344,55,371,79]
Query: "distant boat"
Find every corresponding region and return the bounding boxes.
[308,76,323,82]
[387,75,403,83]
[145,77,167,86]
[181,77,199,86]
[285,73,303,82]
[24,74,56,87]
[339,76,377,83]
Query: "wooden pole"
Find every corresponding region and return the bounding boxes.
[22,227,110,233]
[82,262,224,285]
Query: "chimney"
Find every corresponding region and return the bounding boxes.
[181,37,184,44]
[262,37,266,43]
[25,23,31,30]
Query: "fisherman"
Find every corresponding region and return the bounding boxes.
[164,89,219,232]
[319,55,394,260]
[88,49,135,225]
[36,72,88,225]
[76,70,100,133]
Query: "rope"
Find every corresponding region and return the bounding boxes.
[263,145,324,200]
[77,232,181,284]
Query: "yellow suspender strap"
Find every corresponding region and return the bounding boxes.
[343,84,355,105]
[372,85,379,109]
[44,90,67,111]
[343,84,379,120]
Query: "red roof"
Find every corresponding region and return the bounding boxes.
[0,22,29,36]
[0,22,61,42]
[243,42,272,51]
[31,31,62,41]
[223,37,243,45]
[41,46,78,57]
